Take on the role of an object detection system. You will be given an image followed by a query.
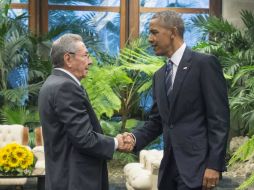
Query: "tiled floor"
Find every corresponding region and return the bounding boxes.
[0,178,126,190]
[1,176,249,190]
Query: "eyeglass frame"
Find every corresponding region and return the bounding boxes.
[66,51,90,60]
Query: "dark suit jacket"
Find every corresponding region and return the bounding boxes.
[38,69,115,190]
[133,48,229,189]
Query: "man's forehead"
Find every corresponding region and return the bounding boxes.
[77,42,88,52]
[149,19,169,30]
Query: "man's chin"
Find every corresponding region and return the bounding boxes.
[84,70,88,75]
[154,51,162,56]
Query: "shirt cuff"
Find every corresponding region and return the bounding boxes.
[130,133,136,144]
[114,138,118,150]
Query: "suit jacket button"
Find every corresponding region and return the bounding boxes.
[169,124,174,129]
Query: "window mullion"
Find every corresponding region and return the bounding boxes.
[128,0,140,42]
[120,0,129,49]
[209,0,222,17]
[40,0,48,35]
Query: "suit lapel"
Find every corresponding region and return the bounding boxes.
[169,48,192,113]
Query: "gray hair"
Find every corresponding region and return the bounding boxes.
[152,10,185,38]
[50,33,84,68]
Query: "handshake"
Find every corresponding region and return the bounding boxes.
[115,132,135,152]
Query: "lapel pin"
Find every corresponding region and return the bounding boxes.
[183,67,188,70]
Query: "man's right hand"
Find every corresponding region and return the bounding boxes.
[115,133,135,152]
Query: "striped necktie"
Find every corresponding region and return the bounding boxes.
[165,60,173,96]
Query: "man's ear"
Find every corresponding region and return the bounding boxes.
[64,53,72,68]
[172,27,179,38]
[168,27,176,39]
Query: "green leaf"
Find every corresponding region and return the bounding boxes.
[237,172,254,190]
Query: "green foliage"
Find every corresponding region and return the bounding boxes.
[192,14,237,37]
[237,173,254,190]
[100,119,144,137]
[0,0,46,107]
[229,135,254,190]
[0,105,39,126]
[229,135,254,166]
[82,38,163,132]
[100,120,120,137]
[81,62,122,119]
[28,131,35,148]
[192,10,254,189]
[124,119,145,132]
[192,10,254,136]
[113,152,138,165]
[0,0,85,109]
[115,41,164,132]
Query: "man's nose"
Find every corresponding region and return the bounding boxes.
[88,57,93,65]
[148,35,153,43]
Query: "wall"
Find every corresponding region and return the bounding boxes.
[223,0,254,28]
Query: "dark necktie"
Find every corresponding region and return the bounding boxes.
[165,60,174,96]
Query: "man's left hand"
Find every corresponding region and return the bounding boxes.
[202,168,220,190]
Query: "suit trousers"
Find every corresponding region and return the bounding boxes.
[159,149,202,190]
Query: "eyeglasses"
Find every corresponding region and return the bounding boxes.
[67,52,90,59]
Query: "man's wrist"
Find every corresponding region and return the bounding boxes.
[114,138,118,150]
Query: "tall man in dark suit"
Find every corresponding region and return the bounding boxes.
[38,34,124,190]
[122,11,230,190]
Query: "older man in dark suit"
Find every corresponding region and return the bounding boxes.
[38,34,124,190]
[122,11,230,190]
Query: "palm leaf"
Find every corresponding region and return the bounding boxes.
[241,10,254,33]
[191,15,236,34]
[237,172,254,190]
[229,135,254,166]
[0,105,39,125]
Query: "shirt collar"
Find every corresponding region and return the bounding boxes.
[54,68,81,86]
[167,43,186,66]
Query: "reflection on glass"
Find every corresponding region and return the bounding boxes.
[140,13,208,47]
[6,8,29,103]
[140,0,208,8]
[11,0,28,3]
[49,10,120,55]
[8,9,28,27]
[49,0,120,6]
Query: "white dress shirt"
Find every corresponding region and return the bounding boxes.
[167,43,186,85]
[55,68,81,86]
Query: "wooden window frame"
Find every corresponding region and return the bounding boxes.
[10,0,222,49]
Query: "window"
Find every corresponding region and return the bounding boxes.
[9,0,222,53]
[139,0,210,47]
[40,0,121,55]
[8,9,29,27]
[48,10,120,55]
[48,0,120,6]
[11,0,28,3]
[140,0,209,8]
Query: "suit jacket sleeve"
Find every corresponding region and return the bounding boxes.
[133,74,163,151]
[201,55,230,171]
[54,81,115,160]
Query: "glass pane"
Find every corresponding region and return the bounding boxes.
[11,0,28,3]
[140,0,209,8]
[8,9,28,27]
[49,10,120,55]
[140,13,208,47]
[49,0,120,6]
